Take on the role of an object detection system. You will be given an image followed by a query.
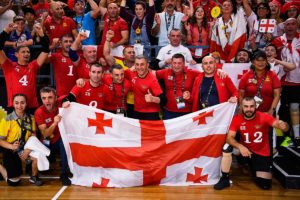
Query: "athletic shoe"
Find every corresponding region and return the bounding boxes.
[29,176,43,186]
[214,176,230,190]
[280,136,293,147]
[60,174,71,186]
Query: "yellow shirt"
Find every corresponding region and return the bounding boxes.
[0,112,36,144]
[115,58,134,105]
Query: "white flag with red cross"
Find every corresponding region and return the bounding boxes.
[259,19,276,33]
[59,102,236,187]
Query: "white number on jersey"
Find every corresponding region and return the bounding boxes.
[89,101,97,108]
[19,75,28,86]
[243,132,263,143]
[67,65,74,76]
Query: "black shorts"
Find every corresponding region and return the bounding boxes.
[3,149,22,179]
[248,153,272,172]
[281,85,300,103]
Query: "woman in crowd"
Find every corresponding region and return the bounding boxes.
[185,6,210,62]
[239,50,281,115]
[0,94,42,186]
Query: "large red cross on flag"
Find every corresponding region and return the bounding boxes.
[59,102,236,187]
[259,19,276,33]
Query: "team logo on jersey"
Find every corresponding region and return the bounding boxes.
[240,125,246,130]
[132,79,136,84]
[50,25,55,30]
[141,85,147,90]
[255,125,261,129]
[265,76,270,82]
[85,89,91,96]
[15,67,20,72]
[61,58,66,63]
[63,22,67,27]
[45,118,52,123]
[98,93,103,98]
[109,84,113,90]
[167,75,173,80]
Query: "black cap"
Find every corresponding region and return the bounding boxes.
[23,6,36,16]
[251,50,267,61]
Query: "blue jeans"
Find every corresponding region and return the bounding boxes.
[49,138,69,175]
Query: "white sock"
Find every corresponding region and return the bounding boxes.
[293,124,300,138]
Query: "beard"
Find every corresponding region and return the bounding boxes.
[242,109,256,119]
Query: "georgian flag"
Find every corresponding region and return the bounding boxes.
[259,19,276,33]
[59,102,236,187]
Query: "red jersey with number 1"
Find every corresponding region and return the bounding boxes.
[1,59,40,108]
[229,112,275,157]
[50,53,78,97]
[70,80,104,109]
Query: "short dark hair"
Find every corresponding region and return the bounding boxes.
[12,93,27,103]
[255,2,271,18]
[234,48,251,63]
[110,64,123,73]
[135,1,146,10]
[60,34,74,41]
[16,45,30,53]
[40,87,57,96]
[250,50,271,71]
[242,96,256,105]
[172,53,185,62]
[90,62,103,70]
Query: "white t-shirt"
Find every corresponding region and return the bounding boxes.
[0,8,16,32]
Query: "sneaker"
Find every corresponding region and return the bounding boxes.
[280,136,293,147]
[60,174,71,186]
[29,176,43,186]
[214,176,230,190]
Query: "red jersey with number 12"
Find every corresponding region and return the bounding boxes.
[229,111,275,156]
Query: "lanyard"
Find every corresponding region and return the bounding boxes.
[198,24,202,43]
[254,71,266,98]
[112,81,125,109]
[165,13,175,32]
[200,77,215,103]
[222,17,233,40]
[173,72,186,96]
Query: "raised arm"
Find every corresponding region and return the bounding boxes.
[242,0,253,17]
[34,24,50,67]
[69,32,87,66]
[99,0,107,16]
[103,30,116,67]
[0,23,15,66]
[87,0,101,19]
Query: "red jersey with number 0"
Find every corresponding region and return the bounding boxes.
[229,112,275,156]
[2,59,40,108]
[50,53,78,97]
[70,80,104,109]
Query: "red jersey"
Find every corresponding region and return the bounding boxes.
[192,0,217,22]
[50,53,78,97]
[101,15,128,45]
[156,68,200,112]
[2,59,40,108]
[33,3,50,18]
[44,16,77,45]
[70,80,104,109]
[229,112,276,156]
[239,70,281,112]
[34,105,60,144]
[102,75,132,111]
[127,71,163,113]
[76,57,90,79]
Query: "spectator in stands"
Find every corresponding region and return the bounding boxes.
[281,1,300,21]
[62,63,104,109]
[156,29,196,68]
[120,0,155,58]
[34,87,71,186]
[151,0,185,46]
[155,53,200,119]
[0,94,43,186]
[47,34,79,97]
[192,0,217,22]
[4,15,33,62]
[127,55,165,120]
[43,2,78,47]
[242,0,277,48]
[210,0,247,62]
[103,30,136,118]
[0,23,49,112]
[69,32,98,79]
[0,0,15,33]
[190,55,238,111]
[185,6,210,62]
[272,18,300,147]
[98,2,129,49]
[102,64,132,115]
[33,0,50,18]
[214,97,289,190]
[269,0,284,36]
[234,48,251,63]
[239,50,281,115]
[73,0,100,45]
[23,6,36,33]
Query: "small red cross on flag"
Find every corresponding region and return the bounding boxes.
[259,19,276,33]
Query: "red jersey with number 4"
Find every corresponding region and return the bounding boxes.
[2,59,40,108]
[50,53,78,97]
[70,80,104,109]
[156,68,200,112]
[102,75,132,111]
[34,105,60,144]
[229,112,276,157]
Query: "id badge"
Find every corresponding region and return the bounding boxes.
[254,96,263,108]
[176,97,186,109]
[195,48,203,57]
[134,44,144,56]
[116,107,125,117]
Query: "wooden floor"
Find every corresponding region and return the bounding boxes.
[1,167,300,200]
